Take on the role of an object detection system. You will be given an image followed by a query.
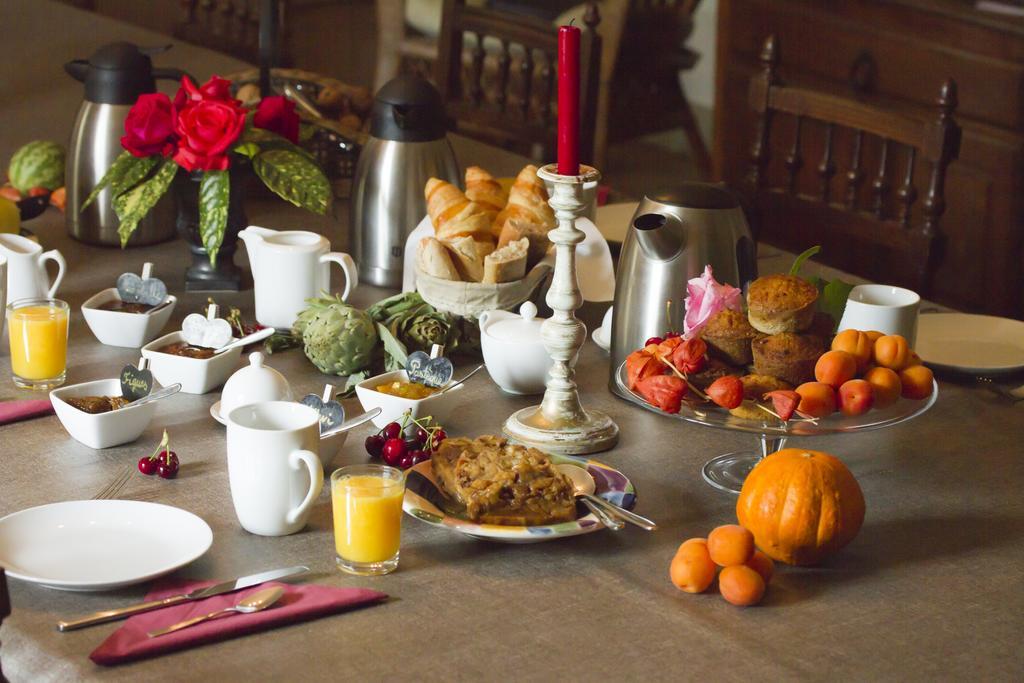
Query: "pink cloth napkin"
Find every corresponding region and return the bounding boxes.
[90,579,387,666]
[0,399,54,425]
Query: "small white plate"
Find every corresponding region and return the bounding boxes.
[210,400,226,425]
[0,500,212,591]
[916,313,1024,375]
[592,324,610,352]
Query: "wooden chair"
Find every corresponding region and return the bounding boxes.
[175,0,290,66]
[435,0,602,164]
[744,36,961,294]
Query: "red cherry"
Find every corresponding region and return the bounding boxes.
[364,434,385,457]
[382,438,406,466]
[644,336,664,347]
[411,451,431,465]
[157,457,178,479]
[664,331,682,340]
[415,427,430,444]
[137,457,157,476]
[399,454,415,470]
[431,429,447,449]
[161,450,179,469]
[382,422,401,440]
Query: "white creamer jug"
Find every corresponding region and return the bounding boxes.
[0,233,66,306]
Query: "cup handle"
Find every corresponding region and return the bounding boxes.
[39,249,66,298]
[285,449,323,526]
[320,252,358,302]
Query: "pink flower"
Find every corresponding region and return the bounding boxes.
[683,265,743,339]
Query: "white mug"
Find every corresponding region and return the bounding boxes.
[0,233,65,306]
[838,284,920,346]
[226,401,324,536]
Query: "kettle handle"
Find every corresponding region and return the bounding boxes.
[64,60,89,83]
[153,67,193,83]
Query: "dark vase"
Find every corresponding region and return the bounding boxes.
[175,167,249,291]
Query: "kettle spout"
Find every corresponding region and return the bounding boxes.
[632,213,684,261]
[64,60,89,83]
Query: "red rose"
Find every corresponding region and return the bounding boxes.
[120,93,176,157]
[173,99,246,171]
[173,75,239,111]
[253,96,300,143]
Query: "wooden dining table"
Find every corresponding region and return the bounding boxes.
[1,1,1023,680]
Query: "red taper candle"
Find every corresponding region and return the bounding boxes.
[557,23,580,176]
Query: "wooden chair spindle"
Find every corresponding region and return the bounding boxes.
[785,115,803,194]
[496,40,511,112]
[846,130,865,210]
[817,123,837,203]
[470,32,485,105]
[897,147,917,228]
[872,138,890,219]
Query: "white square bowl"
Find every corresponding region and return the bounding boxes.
[50,378,158,449]
[141,331,242,394]
[355,369,465,429]
[81,288,177,348]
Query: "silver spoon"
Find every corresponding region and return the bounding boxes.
[125,383,181,408]
[147,586,284,638]
[557,464,658,531]
[555,464,623,531]
[436,364,485,396]
[320,407,383,439]
[214,327,276,355]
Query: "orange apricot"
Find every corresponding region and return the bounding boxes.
[864,330,884,343]
[838,379,874,416]
[795,381,837,418]
[670,540,717,593]
[676,537,709,557]
[815,350,858,388]
[707,524,755,567]
[745,550,775,583]
[864,366,901,408]
[899,364,934,400]
[831,330,873,373]
[873,334,910,370]
[907,351,923,367]
[719,565,766,606]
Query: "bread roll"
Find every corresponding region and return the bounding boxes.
[483,238,528,284]
[465,166,508,223]
[492,165,555,237]
[441,235,486,282]
[417,237,461,281]
[498,218,551,268]
[425,178,493,241]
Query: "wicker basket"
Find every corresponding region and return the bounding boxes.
[415,261,553,319]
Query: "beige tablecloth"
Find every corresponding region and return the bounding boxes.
[0,1,1022,681]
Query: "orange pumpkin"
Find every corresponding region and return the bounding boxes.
[736,448,865,566]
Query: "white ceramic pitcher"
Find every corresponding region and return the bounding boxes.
[239,226,358,330]
[0,233,66,306]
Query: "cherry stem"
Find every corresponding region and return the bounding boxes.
[655,353,710,401]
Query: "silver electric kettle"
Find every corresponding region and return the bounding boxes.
[65,43,188,246]
[608,183,757,395]
[350,75,459,288]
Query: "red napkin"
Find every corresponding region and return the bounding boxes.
[0,399,54,425]
[90,579,387,666]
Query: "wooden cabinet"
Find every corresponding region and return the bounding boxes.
[713,0,1024,318]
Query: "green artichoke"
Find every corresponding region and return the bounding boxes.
[296,296,378,376]
[368,292,458,353]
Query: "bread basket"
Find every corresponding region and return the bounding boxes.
[415,260,553,318]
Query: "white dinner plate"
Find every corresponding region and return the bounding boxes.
[0,500,213,591]
[916,313,1024,375]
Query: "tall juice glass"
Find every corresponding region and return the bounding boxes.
[332,464,406,576]
[7,298,69,390]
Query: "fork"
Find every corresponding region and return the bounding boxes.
[975,376,1024,402]
[91,466,133,500]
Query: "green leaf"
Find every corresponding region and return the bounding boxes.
[819,278,855,332]
[298,122,317,142]
[199,170,230,266]
[789,245,822,276]
[232,142,260,159]
[112,158,178,246]
[337,370,370,398]
[375,321,409,372]
[252,148,331,215]
[81,152,158,211]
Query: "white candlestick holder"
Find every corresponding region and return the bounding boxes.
[502,163,619,455]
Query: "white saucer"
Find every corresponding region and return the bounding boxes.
[0,500,212,591]
[916,313,1024,375]
[210,400,226,425]
[592,324,610,352]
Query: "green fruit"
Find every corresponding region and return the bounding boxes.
[298,296,378,376]
[8,141,65,193]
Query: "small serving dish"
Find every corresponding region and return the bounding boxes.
[141,331,242,394]
[81,288,176,348]
[50,378,158,449]
[355,369,464,429]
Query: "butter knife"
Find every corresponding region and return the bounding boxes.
[56,565,309,632]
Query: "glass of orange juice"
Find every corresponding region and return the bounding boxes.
[7,298,69,390]
[331,464,406,576]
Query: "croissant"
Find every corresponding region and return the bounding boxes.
[492,165,556,237]
[425,178,493,242]
[465,166,508,223]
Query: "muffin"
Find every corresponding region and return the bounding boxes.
[746,274,819,334]
[700,309,759,366]
[729,374,793,420]
[690,357,743,390]
[751,333,824,386]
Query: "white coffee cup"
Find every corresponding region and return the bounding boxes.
[226,401,324,536]
[838,284,920,346]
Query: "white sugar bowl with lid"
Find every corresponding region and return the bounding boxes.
[479,302,553,395]
[220,352,293,416]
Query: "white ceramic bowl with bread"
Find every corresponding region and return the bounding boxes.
[414,165,556,317]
